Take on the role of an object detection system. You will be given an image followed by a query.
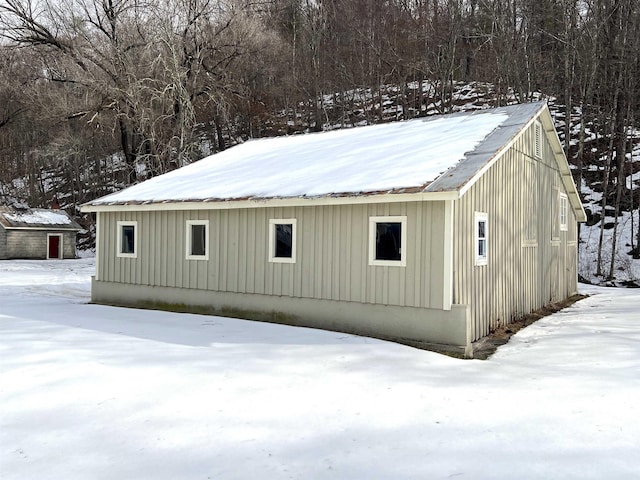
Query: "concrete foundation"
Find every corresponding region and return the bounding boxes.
[92,278,472,355]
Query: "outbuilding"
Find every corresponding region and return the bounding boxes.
[0,206,82,259]
[82,101,586,355]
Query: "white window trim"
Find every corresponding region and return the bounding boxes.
[186,220,209,260]
[475,212,488,266]
[46,233,63,259]
[117,221,138,258]
[368,215,407,267]
[551,186,560,241]
[559,193,568,231]
[269,218,297,264]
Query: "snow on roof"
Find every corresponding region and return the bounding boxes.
[5,210,72,225]
[0,207,81,230]
[88,102,545,206]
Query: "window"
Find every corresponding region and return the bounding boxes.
[269,219,296,263]
[369,216,407,267]
[186,220,209,260]
[534,121,542,159]
[117,221,137,258]
[475,212,488,266]
[559,193,568,231]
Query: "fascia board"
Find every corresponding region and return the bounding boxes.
[1,226,81,231]
[80,190,460,213]
[538,107,587,223]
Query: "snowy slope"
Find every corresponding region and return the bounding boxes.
[553,107,640,286]
[1,259,639,479]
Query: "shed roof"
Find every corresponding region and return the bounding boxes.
[0,207,82,231]
[82,102,585,221]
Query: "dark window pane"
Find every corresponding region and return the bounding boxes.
[478,239,486,257]
[191,224,206,256]
[121,225,135,254]
[375,222,401,261]
[478,221,485,239]
[275,224,293,258]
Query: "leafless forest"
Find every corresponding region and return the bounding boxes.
[0,0,639,280]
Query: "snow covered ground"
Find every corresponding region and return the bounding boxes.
[579,178,640,285]
[1,259,639,480]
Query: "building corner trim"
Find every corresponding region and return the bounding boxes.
[443,199,454,310]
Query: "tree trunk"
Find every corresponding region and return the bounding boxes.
[118,118,137,184]
[595,119,616,277]
[607,120,627,280]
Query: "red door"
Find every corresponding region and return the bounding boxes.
[48,235,60,259]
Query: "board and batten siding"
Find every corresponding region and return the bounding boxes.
[0,226,7,259]
[454,119,579,342]
[97,201,448,310]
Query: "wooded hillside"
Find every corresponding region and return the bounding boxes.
[0,0,638,282]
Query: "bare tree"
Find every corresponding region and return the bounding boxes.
[0,0,268,181]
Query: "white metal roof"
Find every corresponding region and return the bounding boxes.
[82,101,585,221]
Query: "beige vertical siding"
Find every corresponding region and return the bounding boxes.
[97,201,448,309]
[454,119,579,341]
[95,118,580,344]
[0,226,7,259]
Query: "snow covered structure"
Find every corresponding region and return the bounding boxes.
[0,206,82,259]
[82,102,585,354]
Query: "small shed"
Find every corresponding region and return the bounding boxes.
[0,206,82,259]
[82,102,586,354]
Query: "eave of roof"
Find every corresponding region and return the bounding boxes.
[537,108,587,223]
[83,106,519,210]
[1,226,83,231]
[81,101,585,223]
[425,102,545,194]
[0,207,83,230]
[82,189,460,213]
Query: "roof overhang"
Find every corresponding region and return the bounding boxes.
[425,102,546,195]
[80,102,586,222]
[456,108,541,197]
[81,190,460,213]
[445,102,586,223]
[537,106,587,223]
[1,226,82,231]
